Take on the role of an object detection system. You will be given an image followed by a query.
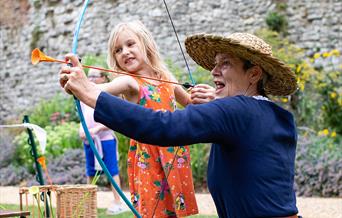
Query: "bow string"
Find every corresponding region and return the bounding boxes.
[151,0,196,216]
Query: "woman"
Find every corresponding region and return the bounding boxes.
[60,32,299,218]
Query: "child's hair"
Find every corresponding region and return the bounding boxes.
[107,20,172,81]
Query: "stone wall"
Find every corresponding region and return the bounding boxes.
[0,0,341,122]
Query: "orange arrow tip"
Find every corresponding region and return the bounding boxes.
[31,48,41,65]
[31,48,60,65]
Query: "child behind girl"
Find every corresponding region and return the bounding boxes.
[99,21,198,217]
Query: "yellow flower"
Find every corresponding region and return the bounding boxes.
[322,52,330,58]
[296,65,302,73]
[313,53,321,59]
[299,82,305,91]
[330,49,340,57]
[151,92,160,100]
[338,98,342,106]
[309,58,314,63]
[281,98,288,103]
[318,129,329,136]
[330,131,337,137]
[330,92,337,99]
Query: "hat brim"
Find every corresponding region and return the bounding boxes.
[185,34,297,96]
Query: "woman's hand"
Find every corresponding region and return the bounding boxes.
[190,84,216,104]
[59,54,101,108]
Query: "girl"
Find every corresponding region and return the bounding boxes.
[99,21,198,217]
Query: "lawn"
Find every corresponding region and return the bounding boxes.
[0,204,218,218]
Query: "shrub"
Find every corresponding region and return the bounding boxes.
[27,93,79,127]
[190,144,210,191]
[266,11,288,33]
[13,122,82,173]
[115,132,131,188]
[0,165,31,186]
[295,128,342,197]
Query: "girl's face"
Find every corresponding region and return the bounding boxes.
[114,30,151,74]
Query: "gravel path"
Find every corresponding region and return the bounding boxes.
[0,186,341,217]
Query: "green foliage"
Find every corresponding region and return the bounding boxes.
[30,26,42,50]
[265,12,288,33]
[296,128,341,197]
[28,93,79,127]
[297,128,341,161]
[166,59,214,86]
[115,132,130,188]
[276,2,288,11]
[314,70,341,134]
[13,122,82,172]
[82,54,108,73]
[190,144,211,191]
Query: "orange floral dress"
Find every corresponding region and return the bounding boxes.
[127,77,198,218]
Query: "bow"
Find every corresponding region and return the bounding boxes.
[70,1,141,217]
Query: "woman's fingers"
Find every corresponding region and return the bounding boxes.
[190,84,216,104]
[65,53,82,68]
[59,59,86,95]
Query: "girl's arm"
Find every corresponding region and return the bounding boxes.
[174,85,191,107]
[97,75,139,103]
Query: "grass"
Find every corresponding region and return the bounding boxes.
[1,204,218,218]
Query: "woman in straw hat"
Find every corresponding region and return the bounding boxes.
[60,32,299,218]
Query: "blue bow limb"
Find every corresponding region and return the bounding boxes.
[71,1,141,217]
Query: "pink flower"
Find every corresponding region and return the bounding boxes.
[141,86,151,100]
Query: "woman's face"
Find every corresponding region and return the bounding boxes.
[113,30,150,74]
[211,53,251,98]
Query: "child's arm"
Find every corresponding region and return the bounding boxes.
[97,75,139,103]
[174,85,191,107]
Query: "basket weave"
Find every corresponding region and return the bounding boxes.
[56,185,97,218]
[19,184,97,218]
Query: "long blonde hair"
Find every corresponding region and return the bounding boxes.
[107,21,172,81]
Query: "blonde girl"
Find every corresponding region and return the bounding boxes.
[100,21,198,217]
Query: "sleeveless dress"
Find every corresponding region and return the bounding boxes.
[127,77,198,218]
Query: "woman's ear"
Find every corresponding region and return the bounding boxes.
[248,66,263,84]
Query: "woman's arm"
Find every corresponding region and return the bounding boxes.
[94,92,238,146]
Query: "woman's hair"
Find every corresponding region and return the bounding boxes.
[242,59,267,97]
[107,21,172,80]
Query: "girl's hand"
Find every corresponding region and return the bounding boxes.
[190,84,216,104]
[79,131,86,140]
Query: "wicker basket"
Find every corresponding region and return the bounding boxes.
[19,184,97,218]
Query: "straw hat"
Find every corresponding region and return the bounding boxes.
[185,33,297,96]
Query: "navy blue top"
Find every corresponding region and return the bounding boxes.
[94,92,298,218]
